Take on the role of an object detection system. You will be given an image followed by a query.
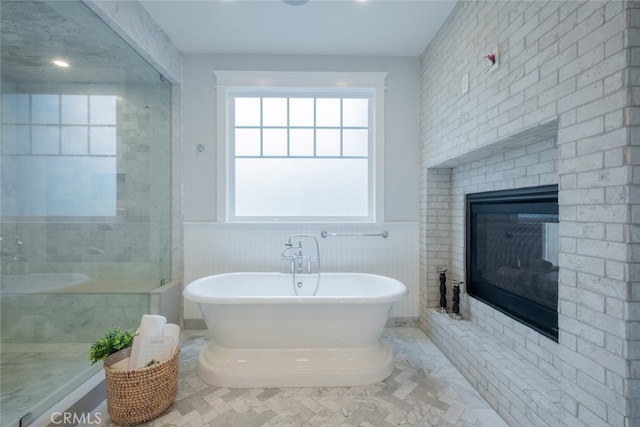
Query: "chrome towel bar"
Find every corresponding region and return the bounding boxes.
[320,231,389,238]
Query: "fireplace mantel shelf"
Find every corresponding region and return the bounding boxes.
[426,118,559,170]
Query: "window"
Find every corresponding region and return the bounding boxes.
[1,93,117,216]
[215,71,386,222]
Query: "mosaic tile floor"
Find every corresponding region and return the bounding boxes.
[96,328,508,427]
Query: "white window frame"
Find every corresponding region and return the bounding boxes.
[215,71,387,223]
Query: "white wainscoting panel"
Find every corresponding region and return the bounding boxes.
[184,222,419,320]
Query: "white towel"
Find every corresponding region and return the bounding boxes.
[137,314,167,337]
[163,323,181,351]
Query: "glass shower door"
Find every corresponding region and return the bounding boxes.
[0,1,172,425]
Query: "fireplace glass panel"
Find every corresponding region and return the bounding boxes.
[466,186,559,340]
[473,212,558,308]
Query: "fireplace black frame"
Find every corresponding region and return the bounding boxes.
[466,185,559,341]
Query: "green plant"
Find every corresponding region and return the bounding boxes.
[89,326,135,365]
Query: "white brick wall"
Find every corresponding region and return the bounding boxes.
[628,1,640,422]
[419,1,636,426]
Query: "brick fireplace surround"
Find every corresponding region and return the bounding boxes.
[419,1,639,426]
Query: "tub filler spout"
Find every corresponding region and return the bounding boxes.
[281,234,320,275]
[281,234,321,296]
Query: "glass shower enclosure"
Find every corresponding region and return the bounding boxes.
[0,1,172,425]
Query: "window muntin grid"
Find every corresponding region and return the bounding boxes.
[232,95,370,159]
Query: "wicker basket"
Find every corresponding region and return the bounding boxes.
[104,347,180,426]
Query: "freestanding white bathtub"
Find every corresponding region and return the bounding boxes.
[183,272,408,388]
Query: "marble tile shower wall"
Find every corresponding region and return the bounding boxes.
[419,0,636,425]
[9,82,171,281]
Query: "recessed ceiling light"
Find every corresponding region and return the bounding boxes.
[52,59,69,68]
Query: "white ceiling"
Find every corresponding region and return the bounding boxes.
[139,0,457,57]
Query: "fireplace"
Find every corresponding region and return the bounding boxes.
[466,185,559,340]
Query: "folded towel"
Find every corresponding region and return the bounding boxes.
[137,314,167,337]
[163,323,181,351]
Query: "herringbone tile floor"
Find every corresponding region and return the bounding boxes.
[96,328,508,427]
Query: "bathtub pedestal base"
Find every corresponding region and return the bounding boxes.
[197,341,394,388]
